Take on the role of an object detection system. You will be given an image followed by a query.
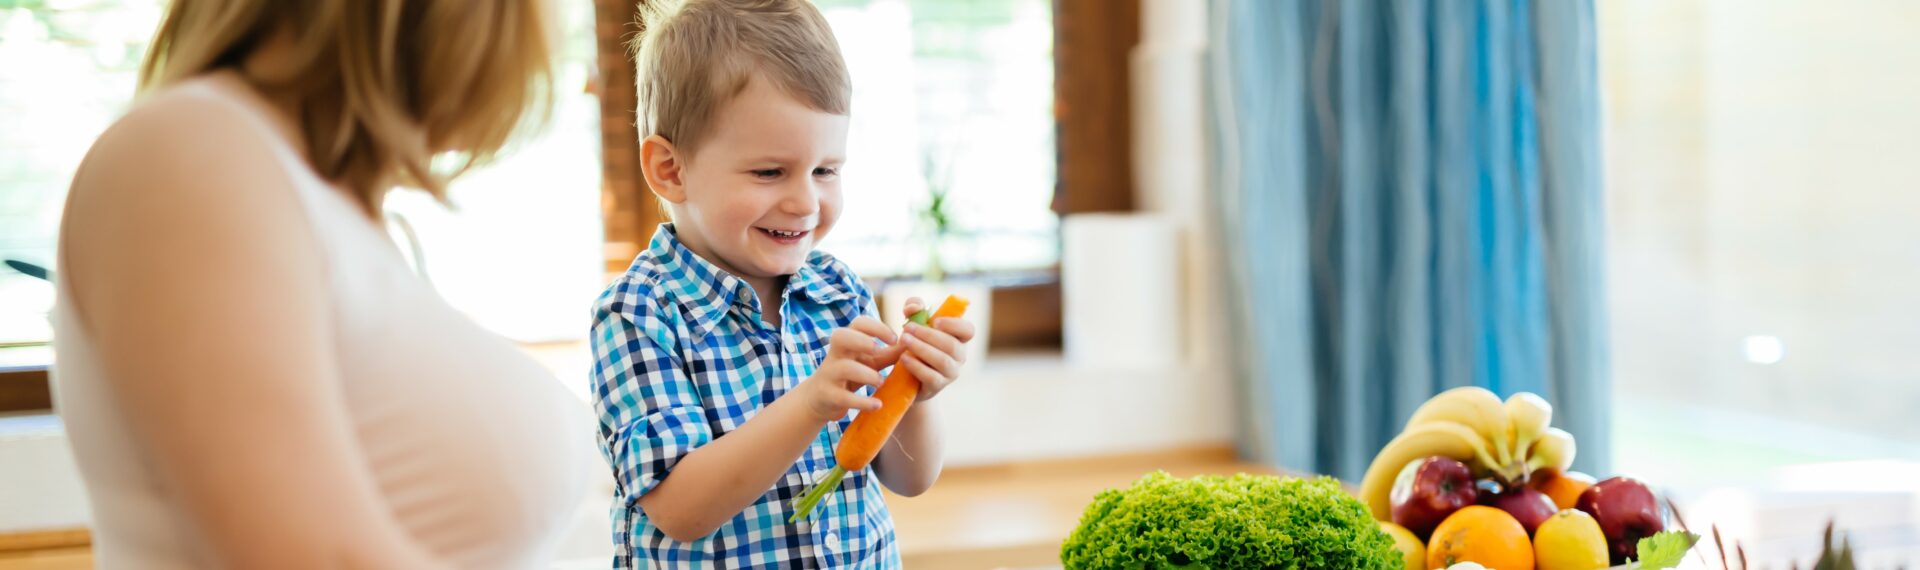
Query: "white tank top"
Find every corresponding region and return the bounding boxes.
[50,78,596,569]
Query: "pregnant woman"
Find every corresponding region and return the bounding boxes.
[51,1,593,567]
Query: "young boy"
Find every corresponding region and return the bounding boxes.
[590,0,976,567]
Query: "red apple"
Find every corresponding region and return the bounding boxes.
[1576,476,1666,564]
[1479,486,1557,536]
[1390,456,1477,540]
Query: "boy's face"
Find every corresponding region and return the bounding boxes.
[665,77,849,288]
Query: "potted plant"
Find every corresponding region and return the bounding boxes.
[879,151,990,372]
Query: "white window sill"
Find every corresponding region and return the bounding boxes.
[932,348,1235,467]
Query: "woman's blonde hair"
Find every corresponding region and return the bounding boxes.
[138,0,555,213]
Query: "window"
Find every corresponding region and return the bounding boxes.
[0,1,604,346]
[814,0,1058,279]
[0,1,163,351]
[382,0,603,343]
[1602,0,1920,486]
[1,0,1061,348]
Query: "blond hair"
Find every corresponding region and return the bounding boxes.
[633,0,850,160]
[138,0,555,214]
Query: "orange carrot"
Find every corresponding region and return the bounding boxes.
[789,295,970,522]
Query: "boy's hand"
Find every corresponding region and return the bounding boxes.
[795,316,908,422]
[897,297,977,402]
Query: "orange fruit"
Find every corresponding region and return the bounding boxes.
[1378,520,1425,570]
[1426,505,1535,570]
[1531,468,1598,511]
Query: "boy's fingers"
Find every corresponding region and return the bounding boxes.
[827,328,872,360]
[829,324,895,362]
[846,316,896,345]
[903,331,961,378]
[901,297,924,319]
[839,362,886,388]
[836,391,883,412]
[905,323,965,366]
[930,317,976,344]
[899,354,948,396]
[864,342,909,370]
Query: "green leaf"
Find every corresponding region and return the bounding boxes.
[1058,472,1401,569]
[1634,531,1701,569]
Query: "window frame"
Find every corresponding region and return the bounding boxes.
[0,365,51,414]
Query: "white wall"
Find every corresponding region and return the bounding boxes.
[0,415,90,532]
[938,351,1234,467]
[937,0,1238,466]
[1603,0,1920,442]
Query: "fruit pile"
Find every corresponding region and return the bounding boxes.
[1361,387,1678,570]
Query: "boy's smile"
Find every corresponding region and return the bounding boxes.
[755,227,810,245]
[648,75,851,299]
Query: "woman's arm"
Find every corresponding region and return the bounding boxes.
[60,91,446,569]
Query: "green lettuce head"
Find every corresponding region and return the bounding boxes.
[1061,471,1402,569]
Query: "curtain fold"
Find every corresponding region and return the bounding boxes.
[1211,0,1608,482]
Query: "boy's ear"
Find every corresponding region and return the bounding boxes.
[640,134,687,203]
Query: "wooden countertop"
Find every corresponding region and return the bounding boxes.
[0,528,88,570]
[887,444,1284,570]
[0,445,1276,570]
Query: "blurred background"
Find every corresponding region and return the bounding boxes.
[2,0,1918,568]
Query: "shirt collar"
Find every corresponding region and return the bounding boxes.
[789,251,862,306]
[646,224,861,340]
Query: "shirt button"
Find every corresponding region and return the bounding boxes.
[823,532,840,552]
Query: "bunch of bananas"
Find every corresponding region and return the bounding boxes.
[1359,387,1576,520]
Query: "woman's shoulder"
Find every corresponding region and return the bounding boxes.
[67,74,309,235]
[85,73,288,171]
[61,72,324,298]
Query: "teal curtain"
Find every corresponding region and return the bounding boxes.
[1210,0,1609,482]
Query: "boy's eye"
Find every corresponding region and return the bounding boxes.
[813,167,838,178]
[750,168,782,180]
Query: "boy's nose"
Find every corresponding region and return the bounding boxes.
[779,180,822,217]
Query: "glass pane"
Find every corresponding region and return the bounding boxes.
[1603,0,1920,487]
[816,0,1058,279]
[0,1,165,346]
[382,0,604,343]
[0,1,603,345]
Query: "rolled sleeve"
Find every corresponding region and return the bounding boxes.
[591,307,711,502]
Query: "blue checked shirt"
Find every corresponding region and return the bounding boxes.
[591,225,901,569]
